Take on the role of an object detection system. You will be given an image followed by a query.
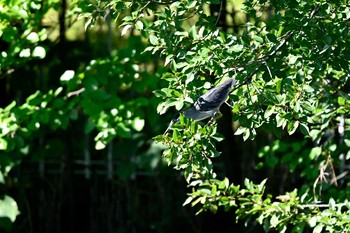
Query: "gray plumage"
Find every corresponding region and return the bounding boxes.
[164,78,237,134]
[194,78,236,113]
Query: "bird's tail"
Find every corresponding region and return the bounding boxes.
[163,112,180,135]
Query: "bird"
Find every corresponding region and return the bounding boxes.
[164,78,237,135]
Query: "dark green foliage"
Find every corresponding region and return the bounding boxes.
[1,0,350,232]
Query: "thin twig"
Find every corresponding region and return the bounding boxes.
[215,0,224,26]
[67,88,85,97]
[245,30,294,84]
[335,171,349,182]
[313,155,338,202]
[298,203,330,209]
[0,69,15,80]
[241,5,320,85]
[140,1,151,13]
[328,155,338,187]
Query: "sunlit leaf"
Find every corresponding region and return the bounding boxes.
[132,117,145,132]
[33,46,46,58]
[60,70,75,82]
[121,24,132,36]
[95,140,106,150]
[0,195,19,222]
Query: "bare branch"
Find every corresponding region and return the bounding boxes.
[67,88,85,97]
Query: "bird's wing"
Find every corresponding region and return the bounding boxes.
[194,79,236,112]
[183,107,212,121]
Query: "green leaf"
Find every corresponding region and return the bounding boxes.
[60,70,75,82]
[0,171,4,184]
[186,0,197,8]
[329,198,336,210]
[4,101,16,111]
[287,120,299,135]
[309,216,317,228]
[174,62,188,69]
[234,126,246,136]
[309,147,322,160]
[0,138,8,150]
[303,85,314,93]
[253,35,263,43]
[149,35,158,45]
[95,140,106,150]
[345,139,350,147]
[117,122,132,138]
[165,54,173,66]
[266,33,277,42]
[191,197,204,207]
[33,46,46,58]
[313,224,323,233]
[258,179,267,192]
[189,26,198,40]
[19,48,31,57]
[174,100,184,110]
[276,78,282,93]
[264,105,275,118]
[211,184,217,195]
[270,214,279,228]
[135,20,144,30]
[27,32,39,42]
[84,17,93,31]
[280,225,287,233]
[54,87,63,96]
[231,44,244,52]
[185,73,194,85]
[157,102,169,115]
[121,24,132,36]
[0,195,19,222]
[338,96,345,106]
[276,114,287,129]
[183,196,193,206]
[309,129,320,141]
[26,91,42,105]
[132,117,145,132]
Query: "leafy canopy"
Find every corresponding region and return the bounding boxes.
[0,0,350,232]
[114,0,350,232]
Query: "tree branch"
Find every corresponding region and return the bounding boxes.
[67,88,85,97]
[243,5,320,84]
